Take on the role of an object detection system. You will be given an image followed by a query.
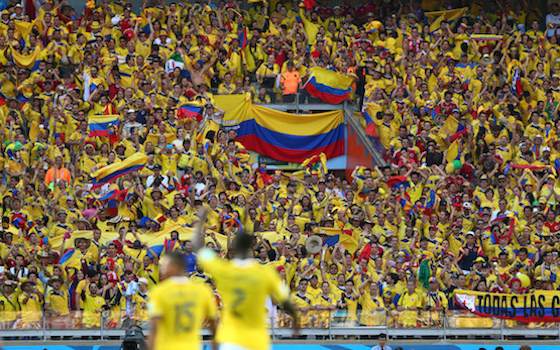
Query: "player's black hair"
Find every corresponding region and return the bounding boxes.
[231,232,255,257]
[166,251,187,270]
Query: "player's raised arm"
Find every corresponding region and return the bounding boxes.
[193,207,210,252]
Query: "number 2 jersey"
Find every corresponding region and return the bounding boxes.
[198,248,290,350]
[148,276,217,350]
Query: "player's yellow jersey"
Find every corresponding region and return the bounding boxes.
[148,276,217,350]
[198,248,290,350]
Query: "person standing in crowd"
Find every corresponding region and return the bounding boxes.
[371,334,392,350]
[281,61,301,103]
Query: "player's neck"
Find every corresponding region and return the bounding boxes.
[233,253,251,259]
[163,272,187,280]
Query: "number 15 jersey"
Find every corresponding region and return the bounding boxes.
[198,249,290,350]
[148,276,217,350]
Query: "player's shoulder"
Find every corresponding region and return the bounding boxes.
[187,277,212,290]
[258,261,281,274]
[250,261,283,283]
[151,276,193,294]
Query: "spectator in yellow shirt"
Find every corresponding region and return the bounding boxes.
[0,281,19,328]
[397,280,424,327]
[18,281,43,328]
[312,281,336,328]
[45,277,70,328]
[81,283,106,328]
[131,278,149,325]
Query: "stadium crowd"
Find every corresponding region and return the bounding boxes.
[0,0,559,331]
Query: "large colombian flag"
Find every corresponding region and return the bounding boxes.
[236,105,345,163]
[304,67,354,104]
[91,152,148,188]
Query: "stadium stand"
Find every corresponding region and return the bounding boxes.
[0,0,559,337]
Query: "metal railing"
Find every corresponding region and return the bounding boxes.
[2,309,560,340]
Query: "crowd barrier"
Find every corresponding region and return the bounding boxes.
[3,309,560,340]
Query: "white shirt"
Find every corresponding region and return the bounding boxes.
[194,182,207,198]
[125,281,139,316]
[146,174,170,189]
[125,281,138,297]
[371,345,392,350]
[122,121,143,139]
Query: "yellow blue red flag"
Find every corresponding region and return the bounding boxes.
[88,114,120,143]
[236,106,344,163]
[304,67,354,104]
[91,152,148,188]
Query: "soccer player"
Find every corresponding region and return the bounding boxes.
[194,208,298,350]
[147,252,217,350]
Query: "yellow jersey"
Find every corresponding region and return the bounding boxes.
[198,248,290,350]
[46,289,69,316]
[0,293,19,322]
[82,291,105,328]
[18,292,42,323]
[148,276,217,350]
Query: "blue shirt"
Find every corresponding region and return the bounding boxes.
[184,253,197,273]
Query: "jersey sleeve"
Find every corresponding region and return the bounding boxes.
[147,287,163,318]
[267,266,290,304]
[397,293,405,307]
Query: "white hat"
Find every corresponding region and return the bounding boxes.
[138,278,148,285]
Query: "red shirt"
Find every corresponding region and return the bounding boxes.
[545,221,560,233]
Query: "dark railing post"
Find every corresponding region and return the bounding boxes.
[100,312,104,341]
[385,310,389,337]
[442,311,447,341]
[499,318,504,341]
[269,312,275,340]
[327,310,332,340]
[42,311,47,341]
